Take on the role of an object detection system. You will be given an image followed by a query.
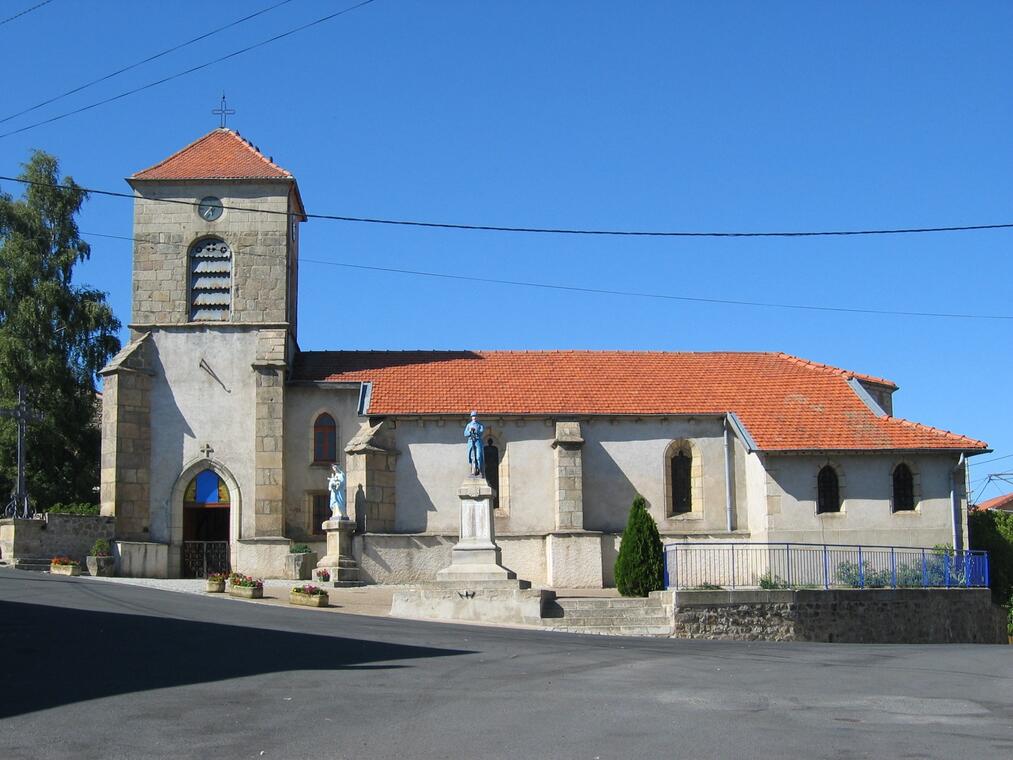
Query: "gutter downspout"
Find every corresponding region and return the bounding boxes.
[950,453,966,553]
[724,415,735,533]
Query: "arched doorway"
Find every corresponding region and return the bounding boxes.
[181,469,231,578]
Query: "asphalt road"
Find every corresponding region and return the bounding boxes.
[1,571,1011,760]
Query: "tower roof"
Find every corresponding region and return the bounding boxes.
[130,128,294,181]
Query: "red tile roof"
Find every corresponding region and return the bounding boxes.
[292,350,985,452]
[131,128,293,180]
[975,493,1013,512]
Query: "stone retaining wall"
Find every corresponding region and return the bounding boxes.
[0,513,115,565]
[665,588,1007,644]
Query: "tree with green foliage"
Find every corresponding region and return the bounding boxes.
[614,494,665,596]
[0,151,120,509]
[969,508,1013,604]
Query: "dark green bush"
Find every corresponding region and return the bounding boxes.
[614,495,664,597]
[290,543,312,554]
[969,509,1013,604]
[758,572,787,590]
[46,502,100,515]
[90,539,111,557]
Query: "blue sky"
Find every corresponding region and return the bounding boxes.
[1,1,1011,500]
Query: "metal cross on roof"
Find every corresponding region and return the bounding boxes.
[1,385,44,519]
[212,92,235,129]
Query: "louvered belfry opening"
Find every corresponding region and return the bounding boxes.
[189,238,232,320]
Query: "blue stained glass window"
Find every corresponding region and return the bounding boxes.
[184,469,230,506]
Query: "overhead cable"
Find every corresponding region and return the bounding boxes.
[0,0,295,125]
[80,230,1013,321]
[0,0,377,139]
[6,175,1013,241]
[0,0,54,28]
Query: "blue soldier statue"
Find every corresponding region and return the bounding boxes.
[465,411,485,477]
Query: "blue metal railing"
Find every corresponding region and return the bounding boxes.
[662,542,989,591]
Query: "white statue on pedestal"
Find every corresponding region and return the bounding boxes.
[327,463,348,520]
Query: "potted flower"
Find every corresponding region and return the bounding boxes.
[228,574,264,599]
[205,572,229,593]
[50,556,81,576]
[86,539,115,577]
[290,584,329,608]
[315,568,331,583]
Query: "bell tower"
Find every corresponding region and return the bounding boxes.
[101,128,305,577]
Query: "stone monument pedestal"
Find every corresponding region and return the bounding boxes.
[316,518,365,587]
[392,477,554,625]
[436,477,515,582]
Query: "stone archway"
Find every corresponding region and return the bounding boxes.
[169,459,242,578]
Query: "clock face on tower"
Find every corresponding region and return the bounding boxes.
[198,196,223,222]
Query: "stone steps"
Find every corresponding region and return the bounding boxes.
[11,557,53,572]
[546,625,674,637]
[540,596,672,637]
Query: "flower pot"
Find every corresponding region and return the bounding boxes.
[206,579,226,593]
[290,591,329,608]
[229,585,263,599]
[50,563,80,576]
[86,555,115,577]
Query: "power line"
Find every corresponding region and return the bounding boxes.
[0,0,53,28]
[0,0,377,139]
[0,0,294,126]
[80,230,1013,321]
[7,174,1013,243]
[968,452,1013,467]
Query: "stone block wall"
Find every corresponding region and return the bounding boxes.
[0,514,115,565]
[99,335,153,540]
[253,329,287,537]
[667,588,1007,644]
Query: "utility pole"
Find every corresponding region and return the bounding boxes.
[1,385,43,518]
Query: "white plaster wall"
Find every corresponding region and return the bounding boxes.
[581,417,748,534]
[146,328,259,545]
[282,385,362,538]
[764,453,962,547]
[744,451,773,541]
[392,419,555,535]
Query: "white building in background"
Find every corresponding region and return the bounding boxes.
[100,128,988,585]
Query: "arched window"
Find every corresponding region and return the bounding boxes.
[313,413,337,464]
[892,463,915,511]
[483,436,500,509]
[183,469,230,508]
[189,238,232,321]
[817,465,841,514]
[670,447,692,515]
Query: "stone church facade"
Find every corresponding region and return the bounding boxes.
[100,129,988,584]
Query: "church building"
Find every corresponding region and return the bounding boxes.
[100,129,988,585]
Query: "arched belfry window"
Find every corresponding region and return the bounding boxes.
[313,413,337,464]
[189,238,232,320]
[892,463,915,511]
[816,465,841,514]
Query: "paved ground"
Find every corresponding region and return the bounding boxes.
[1,569,1011,760]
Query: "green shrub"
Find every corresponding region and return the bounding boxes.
[758,572,787,589]
[614,495,664,597]
[90,539,111,557]
[290,543,312,554]
[969,510,1013,604]
[46,502,100,515]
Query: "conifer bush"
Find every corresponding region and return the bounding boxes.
[614,494,665,597]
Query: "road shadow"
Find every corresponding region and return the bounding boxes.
[0,599,473,718]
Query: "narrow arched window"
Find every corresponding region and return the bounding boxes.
[484,437,500,508]
[892,463,915,511]
[189,238,232,320]
[817,466,841,513]
[670,449,692,514]
[313,413,337,463]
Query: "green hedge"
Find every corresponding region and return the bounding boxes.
[614,495,664,597]
[45,502,100,515]
[968,509,1013,605]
